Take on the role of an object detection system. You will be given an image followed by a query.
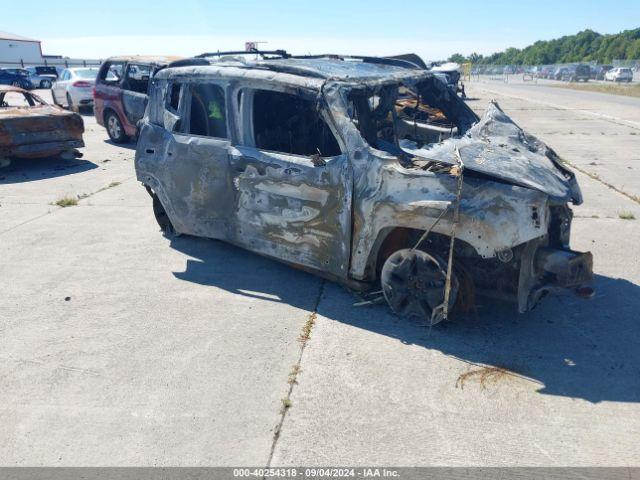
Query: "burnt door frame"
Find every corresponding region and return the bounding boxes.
[137,79,233,240]
[121,62,151,125]
[227,84,353,278]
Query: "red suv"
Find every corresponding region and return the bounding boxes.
[94,56,181,143]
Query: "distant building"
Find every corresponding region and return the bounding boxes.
[0,31,43,65]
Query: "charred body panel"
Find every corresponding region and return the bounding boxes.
[0,86,84,160]
[137,71,352,278]
[135,57,593,320]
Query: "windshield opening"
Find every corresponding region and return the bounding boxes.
[346,77,476,158]
[0,91,44,108]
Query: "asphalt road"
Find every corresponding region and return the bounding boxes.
[471,77,640,201]
[1,86,639,466]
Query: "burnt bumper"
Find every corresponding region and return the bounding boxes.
[0,139,84,159]
[518,240,593,312]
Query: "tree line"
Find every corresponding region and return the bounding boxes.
[448,28,640,65]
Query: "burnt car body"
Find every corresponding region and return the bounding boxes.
[0,85,84,162]
[135,55,593,323]
[94,55,182,143]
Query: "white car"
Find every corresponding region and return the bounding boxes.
[604,67,633,83]
[51,67,99,111]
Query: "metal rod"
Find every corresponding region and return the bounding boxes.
[442,148,465,320]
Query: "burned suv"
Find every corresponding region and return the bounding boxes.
[135,53,593,323]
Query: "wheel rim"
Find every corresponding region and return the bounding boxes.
[107,115,122,139]
[381,249,458,320]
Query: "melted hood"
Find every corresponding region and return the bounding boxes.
[401,102,583,204]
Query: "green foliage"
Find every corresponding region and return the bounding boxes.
[448,53,467,63]
[461,28,640,64]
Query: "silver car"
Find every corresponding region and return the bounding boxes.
[51,68,99,111]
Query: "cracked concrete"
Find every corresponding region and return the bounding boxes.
[1,85,639,466]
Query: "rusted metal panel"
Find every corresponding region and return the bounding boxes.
[0,85,84,159]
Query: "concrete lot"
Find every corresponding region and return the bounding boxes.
[1,84,639,466]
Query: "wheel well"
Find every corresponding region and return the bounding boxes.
[103,107,119,124]
[373,227,414,279]
[371,226,478,312]
[370,227,452,281]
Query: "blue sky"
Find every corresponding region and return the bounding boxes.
[8,0,640,60]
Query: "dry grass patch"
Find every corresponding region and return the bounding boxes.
[550,81,640,99]
[53,196,78,207]
[299,312,317,343]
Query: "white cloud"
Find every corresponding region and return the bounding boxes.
[41,34,513,62]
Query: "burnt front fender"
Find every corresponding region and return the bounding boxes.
[349,161,550,281]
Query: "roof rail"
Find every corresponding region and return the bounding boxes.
[166,58,210,68]
[195,49,290,59]
[290,54,425,70]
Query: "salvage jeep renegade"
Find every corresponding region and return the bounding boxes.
[134,53,593,323]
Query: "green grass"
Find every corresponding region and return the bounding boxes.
[51,181,122,208]
[53,196,78,207]
[618,211,636,220]
[550,81,640,99]
[280,397,292,413]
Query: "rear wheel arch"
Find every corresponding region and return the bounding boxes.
[103,107,119,125]
[144,184,179,237]
[104,108,128,143]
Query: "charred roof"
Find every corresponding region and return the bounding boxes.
[105,55,183,65]
[165,55,431,83]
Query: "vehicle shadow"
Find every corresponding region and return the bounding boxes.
[0,156,97,184]
[169,235,640,404]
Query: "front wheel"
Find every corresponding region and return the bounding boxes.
[41,79,52,89]
[381,248,458,323]
[105,111,129,143]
